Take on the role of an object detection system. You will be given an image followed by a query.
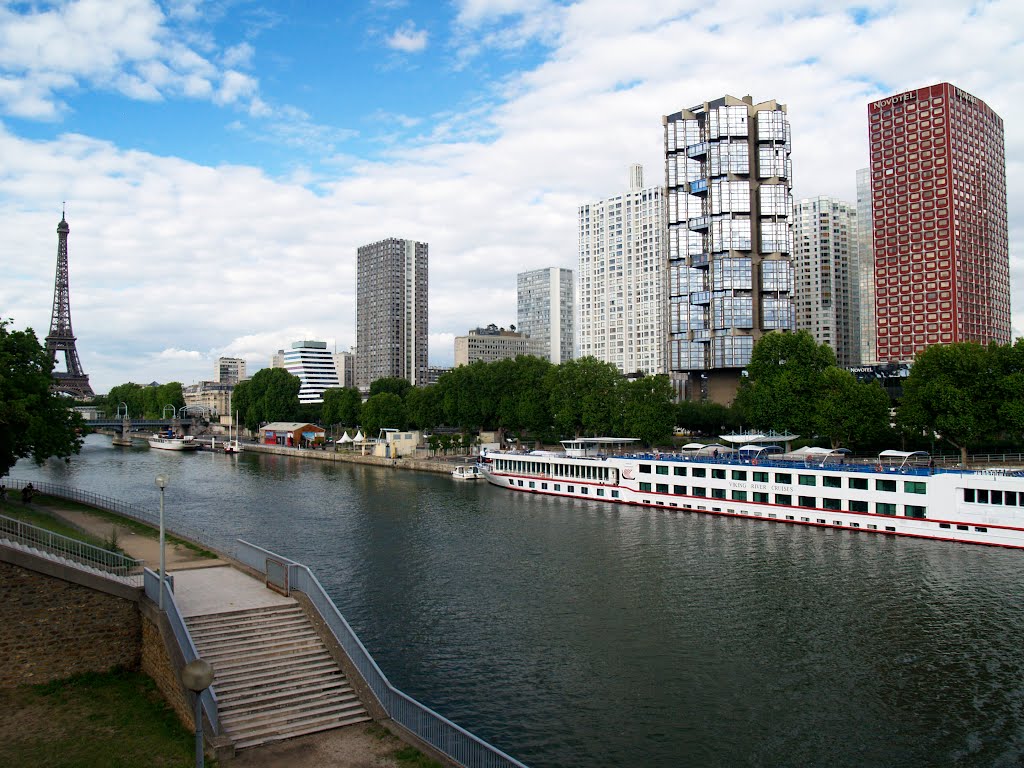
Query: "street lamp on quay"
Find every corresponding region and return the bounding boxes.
[155,473,169,609]
[181,658,215,768]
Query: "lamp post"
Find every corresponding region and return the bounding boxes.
[181,658,215,768]
[155,473,169,609]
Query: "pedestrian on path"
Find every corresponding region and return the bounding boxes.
[20,482,34,504]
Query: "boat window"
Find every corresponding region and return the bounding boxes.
[639,464,652,474]
[816,518,826,524]
[674,485,687,495]
[1006,492,1017,506]
[799,475,816,486]
[752,471,769,483]
[885,526,896,532]
[904,505,927,518]
[775,494,792,505]
[732,490,748,501]
[768,513,778,518]
[850,522,860,528]
[975,527,987,532]
[775,473,792,485]
[977,489,989,503]
[823,476,842,488]
[732,470,747,481]
[611,490,619,498]
[834,520,842,526]
[656,465,669,475]
[692,468,707,478]
[554,485,560,491]
[640,482,652,492]
[712,488,726,499]
[712,469,726,480]
[674,467,687,477]
[582,487,588,494]
[823,498,841,510]
[597,488,605,496]
[963,488,975,502]
[876,479,897,492]
[991,491,1003,505]
[657,483,669,493]
[693,486,707,497]
[541,483,547,489]
[798,496,816,509]
[529,482,535,489]
[904,481,927,494]
[956,524,968,531]
[939,523,951,529]
[786,515,795,520]
[876,502,897,515]
[849,477,868,490]
[753,492,769,503]
[567,485,574,493]
[849,500,869,512]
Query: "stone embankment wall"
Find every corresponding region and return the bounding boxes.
[243,443,456,474]
[0,555,140,687]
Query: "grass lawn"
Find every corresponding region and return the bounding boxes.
[0,501,112,549]
[0,668,208,768]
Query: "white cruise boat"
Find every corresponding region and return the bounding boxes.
[148,433,200,451]
[451,463,484,481]
[479,437,1024,549]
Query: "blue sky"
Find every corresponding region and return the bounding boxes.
[1,0,1022,392]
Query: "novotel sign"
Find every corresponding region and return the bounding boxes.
[870,90,918,111]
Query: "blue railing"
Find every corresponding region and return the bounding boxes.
[144,568,220,735]
[235,540,529,768]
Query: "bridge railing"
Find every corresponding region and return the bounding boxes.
[235,539,529,768]
[144,569,220,735]
[0,513,143,581]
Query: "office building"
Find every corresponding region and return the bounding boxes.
[792,196,858,366]
[356,238,428,390]
[216,357,246,385]
[454,324,544,366]
[333,349,356,389]
[664,95,794,402]
[855,168,876,365]
[182,380,234,417]
[578,164,665,375]
[517,267,574,364]
[868,83,1010,362]
[283,340,340,404]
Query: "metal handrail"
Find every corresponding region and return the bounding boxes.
[143,569,220,735]
[235,540,528,768]
[0,513,143,579]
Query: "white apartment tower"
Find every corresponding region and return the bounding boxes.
[577,164,665,375]
[517,267,574,364]
[356,238,429,391]
[216,356,246,385]
[283,340,341,404]
[664,95,794,403]
[793,197,858,366]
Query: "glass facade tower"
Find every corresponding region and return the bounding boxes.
[517,267,575,364]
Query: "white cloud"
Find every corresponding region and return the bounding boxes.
[386,21,429,53]
[222,42,255,69]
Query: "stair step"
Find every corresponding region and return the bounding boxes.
[198,637,325,663]
[220,683,357,715]
[213,659,341,690]
[208,648,335,678]
[186,604,302,627]
[189,616,311,642]
[232,712,373,751]
[223,698,368,733]
[193,628,320,656]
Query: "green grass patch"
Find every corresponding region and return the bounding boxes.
[33,494,218,559]
[0,502,110,549]
[0,667,209,768]
[364,722,446,767]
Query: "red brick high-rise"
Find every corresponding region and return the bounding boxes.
[868,82,1010,363]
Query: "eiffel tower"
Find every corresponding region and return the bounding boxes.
[45,209,94,399]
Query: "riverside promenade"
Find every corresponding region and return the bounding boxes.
[24,496,453,768]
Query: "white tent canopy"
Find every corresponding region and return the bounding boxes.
[338,432,352,444]
[352,430,365,443]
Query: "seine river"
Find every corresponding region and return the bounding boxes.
[9,435,1024,767]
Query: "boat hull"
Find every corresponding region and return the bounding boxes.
[148,436,199,451]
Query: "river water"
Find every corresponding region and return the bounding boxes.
[9,435,1024,767]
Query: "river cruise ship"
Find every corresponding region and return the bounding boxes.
[479,438,1024,549]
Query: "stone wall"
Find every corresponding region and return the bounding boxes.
[0,558,141,687]
[139,606,194,730]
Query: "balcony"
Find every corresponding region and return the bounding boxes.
[688,178,709,195]
[691,252,710,268]
[687,142,709,159]
[687,215,710,231]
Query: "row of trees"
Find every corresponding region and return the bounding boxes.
[100,381,186,419]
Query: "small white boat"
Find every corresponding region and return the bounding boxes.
[452,464,484,481]
[148,433,199,451]
[224,411,243,453]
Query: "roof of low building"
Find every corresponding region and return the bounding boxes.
[260,422,325,432]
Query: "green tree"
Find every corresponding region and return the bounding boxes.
[991,338,1024,444]
[231,379,258,433]
[899,342,997,466]
[256,367,302,424]
[546,357,623,437]
[735,330,836,435]
[369,377,412,400]
[815,368,891,449]
[675,400,742,437]
[360,393,406,435]
[105,382,147,419]
[321,387,362,428]
[493,356,553,440]
[622,375,676,447]
[0,320,83,475]
[405,385,441,430]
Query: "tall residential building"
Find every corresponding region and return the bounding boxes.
[517,267,574,364]
[577,164,665,375]
[855,168,876,365]
[454,324,543,366]
[216,357,247,385]
[868,83,1010,362]
[283,340,341,404]
[333,349,356,389]
[792,196,858,366]
[356,238,429,391]
[270,349,285,369]
[664,95,794,402]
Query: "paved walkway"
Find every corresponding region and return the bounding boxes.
[171,565,294,617]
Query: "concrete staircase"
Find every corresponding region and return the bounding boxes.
[186,603,371,749]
